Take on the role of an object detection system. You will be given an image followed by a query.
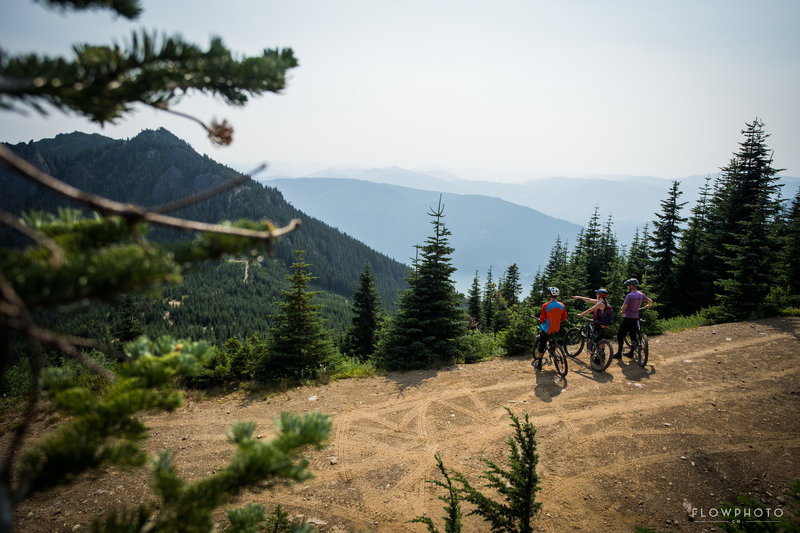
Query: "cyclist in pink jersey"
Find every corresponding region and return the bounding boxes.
[614,278,652,358]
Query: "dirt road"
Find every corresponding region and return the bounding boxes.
[16,317,800,532]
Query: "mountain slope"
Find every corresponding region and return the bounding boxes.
[1,130,410,340]
[266,177,583,291]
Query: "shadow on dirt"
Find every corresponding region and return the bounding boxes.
[532,358,567,402]
[617,355,656,381]
[567,356,615,383]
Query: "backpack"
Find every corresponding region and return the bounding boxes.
[594,303,614,325]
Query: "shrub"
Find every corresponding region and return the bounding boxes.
[459,330,502,364]
[501,309,537,357]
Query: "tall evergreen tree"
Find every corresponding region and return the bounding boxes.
[779,190,800,295]
[499,263,522,307]
[626,224,651,283]
[379,197,464,370]
[649,180,687,316]
[259,251,337,380]
[345,263,382,360]
[483,266,497,333]
[708,119,785,318]
[581,207,605,291]
[467,269,483,325]
[674,176,715,315]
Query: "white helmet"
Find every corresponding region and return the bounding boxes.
[548,286,560,296]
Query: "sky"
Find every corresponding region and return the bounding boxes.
[1,0,799,182]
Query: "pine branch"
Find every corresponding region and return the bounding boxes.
[0,210,64,267]
[35,0,143,19]
[0,31,298,124]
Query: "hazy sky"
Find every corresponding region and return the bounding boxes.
[2,0,799,181]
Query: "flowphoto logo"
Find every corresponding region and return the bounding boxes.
[691,505,784,524]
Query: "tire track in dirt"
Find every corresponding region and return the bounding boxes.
[16,318,798,533]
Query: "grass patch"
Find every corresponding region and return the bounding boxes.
[657,311,713,333]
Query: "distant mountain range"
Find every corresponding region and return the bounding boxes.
[265,177,583,292]
[263,166,800,256]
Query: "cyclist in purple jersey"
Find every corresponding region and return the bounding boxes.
[614,278,653,358]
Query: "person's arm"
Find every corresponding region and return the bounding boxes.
[620,294,629,315]
[572,295,598,303]
[578,301,602,318]
[645,294,653,309]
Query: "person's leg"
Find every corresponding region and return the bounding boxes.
[615,319,630,357]
[535,331,548,369]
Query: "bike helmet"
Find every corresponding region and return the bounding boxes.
[548,286,560,296]
[624,278,639,287]
[596,288,609,296]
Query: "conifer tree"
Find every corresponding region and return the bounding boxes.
[483,266,497,333]
[708,119,784,318]
[674,176,715,315]
[779,190,800,295]
[649,181,687,316]
[581,207,605,291]
[345,262,382,360]
[378,196,464,370]
[259,251,337,380]
[626,224,651,283]
[467,269,483,326]
[499,263,522,307]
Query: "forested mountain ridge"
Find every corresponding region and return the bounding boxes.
[1,129,409,342]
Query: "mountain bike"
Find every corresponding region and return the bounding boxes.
[532,320,568,377]
[563,319,614,372]
[622,308,649,367]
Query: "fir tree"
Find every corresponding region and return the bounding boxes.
[345,262,382,360]
[674,176,715,315]
[451,407,541,533]
[378,196,464,370]
[259,251,337,380]
[779,190,800,295]
[710,119,784,318]
[499,263,522,307]
[626,224,651,283]
[467,269,483,327]
[483,266,497,333]
[649,180,687,316]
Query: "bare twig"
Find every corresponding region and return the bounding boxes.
[0,144,301,240]
[0,210,64,267]
[159,108,234,146]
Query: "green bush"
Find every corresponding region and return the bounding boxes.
[501,309,536,358]
[459,330,502,364]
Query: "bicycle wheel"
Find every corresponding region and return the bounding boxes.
[563,327,584,357]
[552,342,569,376]
[634,333,649,367]
[590,339,614,372]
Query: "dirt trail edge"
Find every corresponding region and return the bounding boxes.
[15,317,800,532]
